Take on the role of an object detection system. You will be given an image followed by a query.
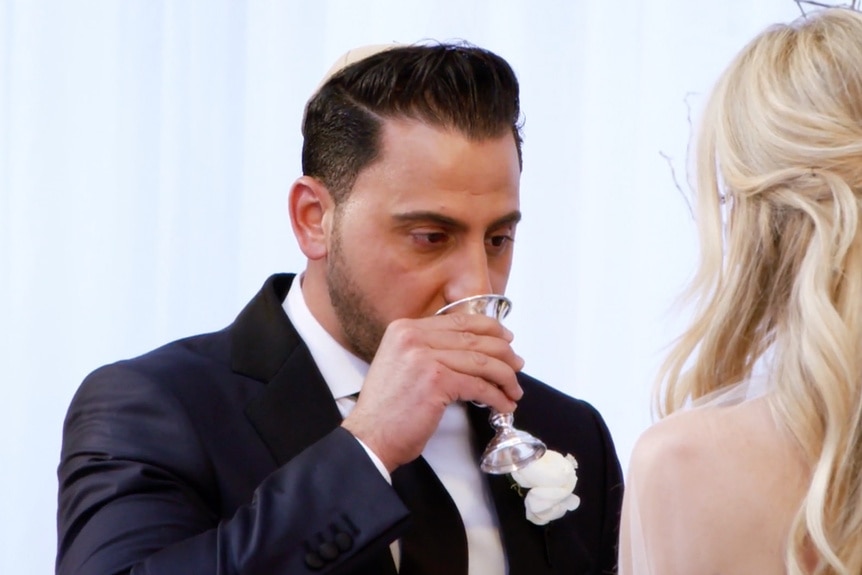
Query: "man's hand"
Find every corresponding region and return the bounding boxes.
[341,313,525,472]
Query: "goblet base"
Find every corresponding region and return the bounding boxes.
[479,427,547,475]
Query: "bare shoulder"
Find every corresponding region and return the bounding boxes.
[629,405,730,473]
[634,396,780,457]
[628,399,792,500]
[624,398,807,573]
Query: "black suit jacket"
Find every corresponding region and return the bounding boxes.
[57,274,623,574]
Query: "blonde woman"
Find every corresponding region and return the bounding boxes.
[619,8,862,575]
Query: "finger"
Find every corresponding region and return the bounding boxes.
[431,349,524,403]
[439,368,520,413]
[428,331,525,372]
[426,313,515,342]
[387,319,524,372]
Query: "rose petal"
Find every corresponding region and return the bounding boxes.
[562,493,581,512]
[524,489,571,525]
[525,487,569,510]
[511,450,577,489]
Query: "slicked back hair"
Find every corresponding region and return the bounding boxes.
[301,42,524,204]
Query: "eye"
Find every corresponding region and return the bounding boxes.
[412,231,451,248]
[486,233,514,253]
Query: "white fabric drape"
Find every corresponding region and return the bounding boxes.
[0,1,803,572]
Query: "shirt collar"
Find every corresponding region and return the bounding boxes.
[282,274,368,400]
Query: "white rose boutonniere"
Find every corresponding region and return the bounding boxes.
[510,450,580,526]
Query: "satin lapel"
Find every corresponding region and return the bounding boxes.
[243,342,344,465]
[467,402,555,575]
[230,274,342,465]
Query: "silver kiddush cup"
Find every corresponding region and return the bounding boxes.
[435,294,546,474]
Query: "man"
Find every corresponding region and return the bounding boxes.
[56,42,623,575]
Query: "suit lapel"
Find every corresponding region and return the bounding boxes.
[232,274,343,465]
[243,343,344,465]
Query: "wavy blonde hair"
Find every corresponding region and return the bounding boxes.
[658,9,862,575]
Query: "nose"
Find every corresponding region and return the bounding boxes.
[444,243,495,303]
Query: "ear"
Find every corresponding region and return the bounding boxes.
[289,176,335,260]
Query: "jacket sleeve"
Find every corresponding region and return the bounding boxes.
[56,366,408,575]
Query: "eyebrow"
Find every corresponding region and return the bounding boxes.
[392,210,522,231]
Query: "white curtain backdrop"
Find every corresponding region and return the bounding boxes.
[1,0,805,572]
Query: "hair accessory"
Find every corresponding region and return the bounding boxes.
[795,0,861,17]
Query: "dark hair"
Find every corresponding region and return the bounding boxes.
[301,41,524,203]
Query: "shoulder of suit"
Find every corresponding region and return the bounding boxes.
[518,371,597,412]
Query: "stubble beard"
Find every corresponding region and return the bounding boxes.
[326,226,388,364]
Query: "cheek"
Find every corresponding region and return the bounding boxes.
[358,257,448,317]
[340,246,416,301]
[342,228,422,282]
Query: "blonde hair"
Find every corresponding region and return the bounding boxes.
[658,9,862,575]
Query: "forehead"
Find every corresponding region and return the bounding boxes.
[348,118,521,215]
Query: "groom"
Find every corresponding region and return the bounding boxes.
[56,42,623,574]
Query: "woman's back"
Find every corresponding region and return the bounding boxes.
[620,396,813,574]
[619,7,862,574]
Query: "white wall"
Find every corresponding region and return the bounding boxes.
[0,0,804,572]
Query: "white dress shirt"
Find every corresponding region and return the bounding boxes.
[283,275,507,574]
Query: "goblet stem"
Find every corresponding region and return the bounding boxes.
[489,410,515,429]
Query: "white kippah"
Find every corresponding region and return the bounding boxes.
[310,43,405,98]
[302,42,406,130]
